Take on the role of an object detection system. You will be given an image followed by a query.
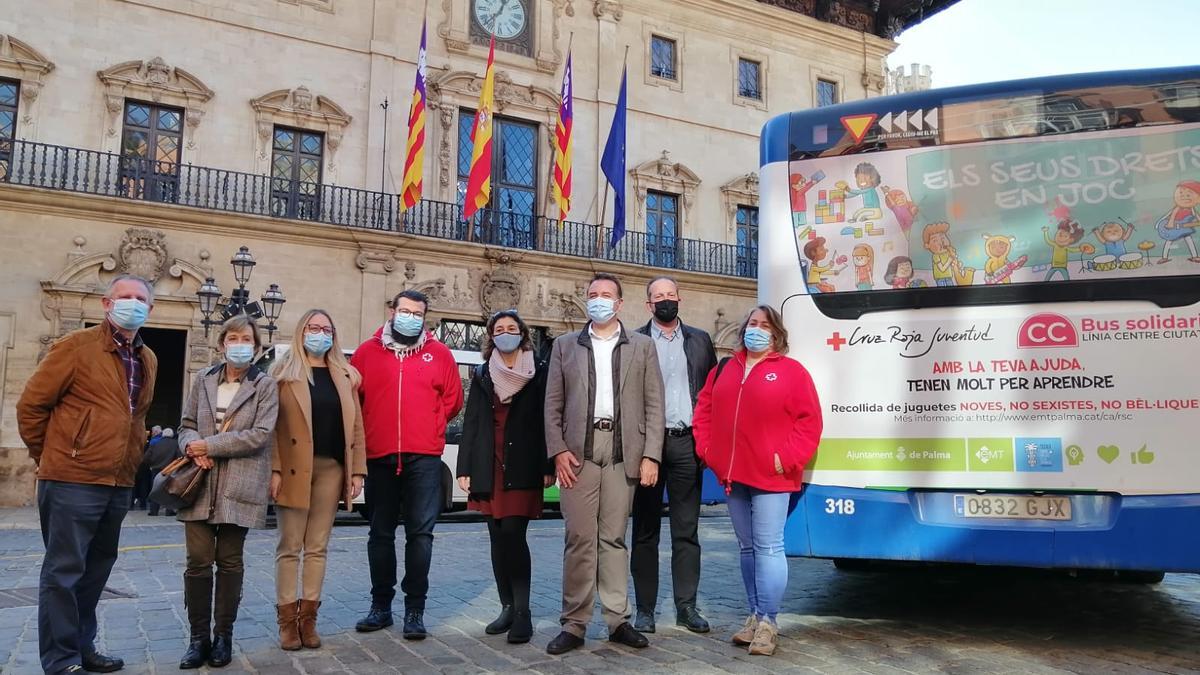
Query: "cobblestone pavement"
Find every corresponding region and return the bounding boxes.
[1,508,1199,674]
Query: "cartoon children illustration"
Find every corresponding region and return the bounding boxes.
[852,244,875,290]
[923,221,971,286]
[803,236,841,294]
[790,171,824,229]
[982,234,1017,284]
[1155,180,1200,263]
[844,162,884,223]
[883,185,917,235]
[883,255,915,289]
[1043,219,1086,281]
[1092,220,1134,257]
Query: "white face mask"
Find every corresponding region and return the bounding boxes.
[586,297,616,323]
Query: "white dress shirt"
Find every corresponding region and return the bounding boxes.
[589,324,620,421]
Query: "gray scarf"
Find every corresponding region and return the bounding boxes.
[489,349,535,404]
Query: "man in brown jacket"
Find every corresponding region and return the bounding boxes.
[543,272,666,655]
[17,275,158,675]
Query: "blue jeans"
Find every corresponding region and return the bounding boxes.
[726,483,790,622]
[366,454,443,611]
[37,481,130,674]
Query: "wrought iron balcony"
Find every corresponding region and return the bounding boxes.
[0,138,758,279]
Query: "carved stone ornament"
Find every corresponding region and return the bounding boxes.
[631,150,702,232]
[479,260,522,316]
[593,0,623,20]
[720,172,760,235]
[97,57,214,146]
[0,34,55,126]
[249,86,352,160]
[118,228,169,283]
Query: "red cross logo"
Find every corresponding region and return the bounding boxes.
[826,332,847,351]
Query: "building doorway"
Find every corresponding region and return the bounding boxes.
[139,327,187,430]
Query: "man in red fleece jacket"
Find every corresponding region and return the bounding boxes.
[350,289,464,640]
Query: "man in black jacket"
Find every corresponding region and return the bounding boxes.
[145,428,181,516]
[631,276,718,633]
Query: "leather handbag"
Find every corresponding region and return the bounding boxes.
[148,414,232,509]
[148,455,208,510]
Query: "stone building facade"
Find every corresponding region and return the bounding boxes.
[0,0,947,504]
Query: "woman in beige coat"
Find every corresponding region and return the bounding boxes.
[176,315,278,669]
[270,309,366,650]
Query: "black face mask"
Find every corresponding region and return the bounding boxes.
[652,299,679,324]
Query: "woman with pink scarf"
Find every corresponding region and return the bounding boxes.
[456,310,554,644]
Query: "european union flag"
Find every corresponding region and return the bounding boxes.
[600,66,627,248]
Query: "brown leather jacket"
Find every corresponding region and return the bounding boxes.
[17,322,158,487]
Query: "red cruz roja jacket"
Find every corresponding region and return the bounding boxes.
[350,328,465,465]
[692,350,823,493]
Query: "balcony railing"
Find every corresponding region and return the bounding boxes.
[0,138,757,278]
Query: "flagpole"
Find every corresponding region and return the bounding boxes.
[597,45,628,257]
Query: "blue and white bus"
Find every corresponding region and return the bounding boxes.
[759,66,1200,578]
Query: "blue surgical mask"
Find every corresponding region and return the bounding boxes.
[492,333,522,354]
[586,297,616,324]
[392,312,424,337]
[743,327,772,353]
[304,332,333,356]
[109,298,149,331]
[225,343,255,367]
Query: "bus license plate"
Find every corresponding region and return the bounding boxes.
[954,495,1071,521]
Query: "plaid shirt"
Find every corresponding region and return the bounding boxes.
[108,321,145,413]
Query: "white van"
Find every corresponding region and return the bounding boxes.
[255,344,483,516]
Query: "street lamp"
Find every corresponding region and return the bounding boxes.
[196,246,287,342]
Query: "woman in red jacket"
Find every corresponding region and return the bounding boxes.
[692,304,822,657]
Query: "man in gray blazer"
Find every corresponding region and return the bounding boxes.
[544,272,666,655]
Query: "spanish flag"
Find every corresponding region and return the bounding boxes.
[552,51,573,224]
[400,20,428,212]
[463,37,496,221]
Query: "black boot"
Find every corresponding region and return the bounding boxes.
[208,569,242,668]
[507,609,533,644]
[180,574,212,670]
[485,605,513,635]
[402,609,427,640]
[355,604,393,632]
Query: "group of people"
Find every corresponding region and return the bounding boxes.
[17,270,823,675]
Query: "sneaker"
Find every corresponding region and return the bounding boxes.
[747,618,778,656]
[731,614,758,645]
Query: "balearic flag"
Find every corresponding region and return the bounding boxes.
[400,20,427,212]
[552,51,574,224]
[600,65,628,247]
[463,37,496,221]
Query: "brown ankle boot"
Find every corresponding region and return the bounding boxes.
[277,602,301,651]
[297,599,322,649]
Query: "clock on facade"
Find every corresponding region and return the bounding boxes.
[470,0,533,56]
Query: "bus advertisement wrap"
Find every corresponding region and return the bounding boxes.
[789,123,1200,292]
[783,124,1200,496]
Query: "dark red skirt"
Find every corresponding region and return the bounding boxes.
[467,398,543,519]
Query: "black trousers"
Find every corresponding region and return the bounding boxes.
[37,480,130,674]
[630,432,703,612]
[365,454,443,611]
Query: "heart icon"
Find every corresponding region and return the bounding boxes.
[1097,445,1120,464]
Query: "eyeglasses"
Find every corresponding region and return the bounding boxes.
[304,324,334,336]
[493,328,521,336]
[396,309,425,319]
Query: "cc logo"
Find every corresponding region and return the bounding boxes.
[1017,313,1078,348]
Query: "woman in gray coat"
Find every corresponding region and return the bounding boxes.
[176,315,279,669]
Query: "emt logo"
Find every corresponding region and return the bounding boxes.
[1017,313,1078,349]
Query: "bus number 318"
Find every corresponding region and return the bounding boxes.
[825,498,856,515]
